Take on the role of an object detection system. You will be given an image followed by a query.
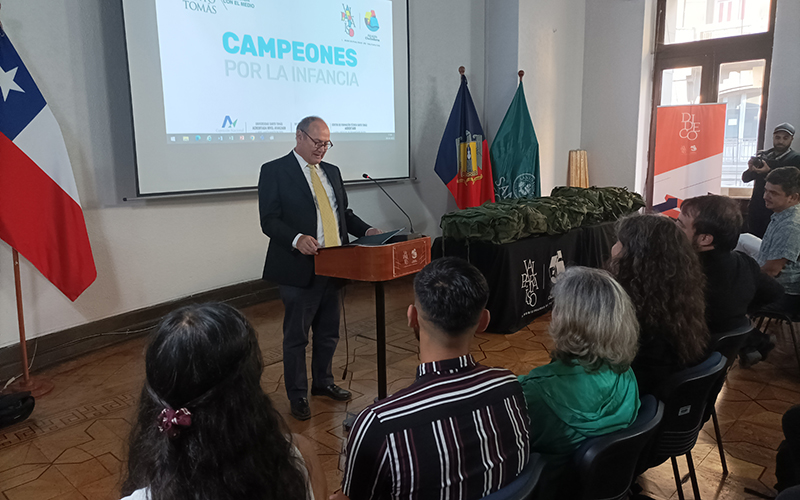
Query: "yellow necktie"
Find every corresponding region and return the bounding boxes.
[308,165,340,247]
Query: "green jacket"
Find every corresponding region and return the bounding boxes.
[518,360,640,465]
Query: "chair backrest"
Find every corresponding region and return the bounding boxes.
[777,485,800,499]
[480,453,545,500]
[705,320,753,415]
[572,395,665,500]
[645,352,727,467]
[707,319,753,371]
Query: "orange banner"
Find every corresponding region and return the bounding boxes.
[653,104,726,215]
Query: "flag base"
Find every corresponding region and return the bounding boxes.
[4,376,54,398]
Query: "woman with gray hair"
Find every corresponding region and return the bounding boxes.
[518,266,641,498]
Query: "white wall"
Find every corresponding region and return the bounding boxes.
[579,0,656,192]
[0,0,485,348]
[765,0,800,138]
[517,0,586,196]
[484,0,520,142]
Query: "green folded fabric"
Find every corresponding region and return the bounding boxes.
[439,186,644,243]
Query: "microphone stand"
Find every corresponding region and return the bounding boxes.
[362,174,422,241]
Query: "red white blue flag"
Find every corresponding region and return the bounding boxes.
[434,74,495,209]
[0,31,96,301]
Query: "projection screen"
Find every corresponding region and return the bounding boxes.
[121,0,410,196]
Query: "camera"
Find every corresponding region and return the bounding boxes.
[750,151,768,167]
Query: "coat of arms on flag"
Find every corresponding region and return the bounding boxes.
[434,68,495,209]
[457,131,485,184]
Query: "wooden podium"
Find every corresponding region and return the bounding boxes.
[316,236,431,399]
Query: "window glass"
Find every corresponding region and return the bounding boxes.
[719,59,765,188]
[664,0,771,44]
[660,66,703,105]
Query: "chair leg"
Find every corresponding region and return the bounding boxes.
[711,406,728,475]
[786,321,800,371]
[686,452,701,500]
[671,456,685,500]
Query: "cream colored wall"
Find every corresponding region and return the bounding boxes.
[517,0,586,196]
[0,0,486,348]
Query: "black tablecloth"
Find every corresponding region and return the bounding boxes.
[432,222,617,334]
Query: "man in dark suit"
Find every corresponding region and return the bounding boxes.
[259,116,379,420]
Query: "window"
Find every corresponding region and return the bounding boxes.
[661,66,703,105]
[719,59,765,188]
[647,0,776,200]
[664,0,771,44]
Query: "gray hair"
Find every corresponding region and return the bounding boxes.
[296,116,324,133]
[549,266,639,373]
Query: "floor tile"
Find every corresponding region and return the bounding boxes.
[56,458,112,489]
[4,466,78,500]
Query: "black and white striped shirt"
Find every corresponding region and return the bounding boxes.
[342,354,531,500]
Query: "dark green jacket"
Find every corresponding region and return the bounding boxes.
[518,360,640,498]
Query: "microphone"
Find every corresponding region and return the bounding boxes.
[362,173,419,238]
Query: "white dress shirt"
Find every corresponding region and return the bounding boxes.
[291,149,341,248]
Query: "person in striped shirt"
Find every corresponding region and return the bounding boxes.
[337,257,531,500]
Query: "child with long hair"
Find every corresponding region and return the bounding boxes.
[121,303,325,500]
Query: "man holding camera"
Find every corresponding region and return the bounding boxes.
[742,123,800,237]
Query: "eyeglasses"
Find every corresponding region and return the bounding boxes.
[301,129,333,150]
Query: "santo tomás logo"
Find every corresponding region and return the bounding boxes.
[364,10,379,31]
[341,5,356,37]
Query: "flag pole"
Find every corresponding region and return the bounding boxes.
[12,250,30,384]
[519,70,524,81]
[6,249,54,397]
[459,65,465,76]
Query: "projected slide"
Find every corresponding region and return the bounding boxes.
[122,0,409,195]
[155,0,395,142]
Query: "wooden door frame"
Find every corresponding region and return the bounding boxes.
[645,0,778,207]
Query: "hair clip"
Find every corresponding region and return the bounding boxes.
[158,407,192,438]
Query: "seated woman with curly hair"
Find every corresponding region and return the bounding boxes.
[120,302,326,500]
[518,266,641,498]
[609,214,710,397]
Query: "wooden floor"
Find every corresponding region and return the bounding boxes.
[0,277,797,500]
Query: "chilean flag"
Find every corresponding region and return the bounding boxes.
[0,32,96,301]
[434,73,495,209]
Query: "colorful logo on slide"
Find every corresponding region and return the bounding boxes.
[341,5,356,37]
[364,10,379,31]
[221,115,238,128]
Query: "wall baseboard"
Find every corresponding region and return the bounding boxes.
[0,279,278,382]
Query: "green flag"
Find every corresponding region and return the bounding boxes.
[490,82,540,200]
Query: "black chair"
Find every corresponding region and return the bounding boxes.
[751,309,800,370]
[480,453,545,500]
[571,394,664,500]
[778,485,800,500]
[638,351,728,500]
[705,320,755,475]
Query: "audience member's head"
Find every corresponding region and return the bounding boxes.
[765,167,800,213]
[678,195,742,252]
[609,214,709,365]
[549,266,639,373]
[772,122,795,154]
[122,303,308,500]
[409,257,490,346]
